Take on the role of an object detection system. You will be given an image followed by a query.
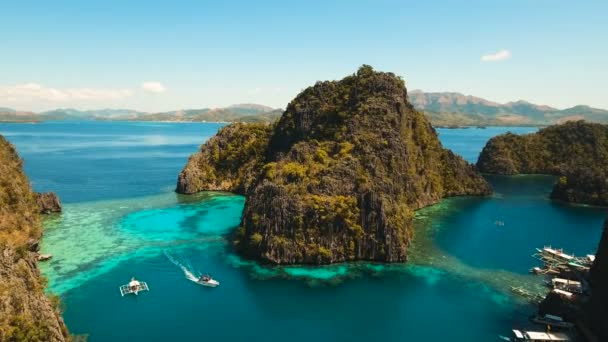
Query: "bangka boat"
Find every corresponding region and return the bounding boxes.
[197,274,220,287]
[536,246,574,262]
[511,329,571,341]
[549,278,583,294]
[119,277,150,296]
[530,314,574,329]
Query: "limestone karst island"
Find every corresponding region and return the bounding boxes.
[1,2,607,342]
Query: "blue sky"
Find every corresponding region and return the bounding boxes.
[1,0,606,112]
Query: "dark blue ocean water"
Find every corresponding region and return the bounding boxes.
[0,122,605,341]
[0,121,224,203]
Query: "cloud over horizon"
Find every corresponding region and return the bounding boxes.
[481,49,512,62]
[141,81,166,93]
[0,83,133,103]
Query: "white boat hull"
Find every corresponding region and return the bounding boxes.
[198,279,220,287]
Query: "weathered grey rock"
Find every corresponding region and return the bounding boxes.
[35,192,62,214]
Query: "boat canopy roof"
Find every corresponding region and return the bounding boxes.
[525,331,571,341]
[543,247,574,260]
[512,330,524,338]
[552,289,573,297]
[552,278,581,286]
[545,314,564,322]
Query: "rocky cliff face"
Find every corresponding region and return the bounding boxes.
[587,219,608,340]
[477,121,608,206]
[177,123,273,194]
[178,66,491,264]
[35,192,62,214]
[0,136,68,341]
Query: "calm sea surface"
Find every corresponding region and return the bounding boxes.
[0,122,605,341]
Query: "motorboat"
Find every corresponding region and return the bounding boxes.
[198,274,220,287]
[119,277,150,296]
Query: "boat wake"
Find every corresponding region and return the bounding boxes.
[164,251,199,283]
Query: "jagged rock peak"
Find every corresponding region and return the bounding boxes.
[178,65,491,265]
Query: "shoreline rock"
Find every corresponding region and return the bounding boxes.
[35,192,62,214]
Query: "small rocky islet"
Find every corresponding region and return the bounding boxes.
[177,65,491,265]
[477,121,608,206]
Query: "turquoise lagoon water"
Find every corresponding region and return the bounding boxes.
[0,122,605,341]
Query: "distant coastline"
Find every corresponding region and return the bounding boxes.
[2,91,607,126]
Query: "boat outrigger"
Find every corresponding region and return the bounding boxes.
[197,274,220,287]
[119,277,150,296]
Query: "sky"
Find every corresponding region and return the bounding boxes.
[1,0,607,112]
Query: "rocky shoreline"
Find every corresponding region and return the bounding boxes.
[0,136,68,341]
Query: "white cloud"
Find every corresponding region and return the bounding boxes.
[481,49,512,62]
[141,81,166,93]
[0,83,133,102]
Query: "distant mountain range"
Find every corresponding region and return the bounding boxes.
[2,92,607,126]
[0,104,283,124]
[408,90,608,126]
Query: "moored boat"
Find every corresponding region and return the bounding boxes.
[511,329,571,341]
[530,314,574,329]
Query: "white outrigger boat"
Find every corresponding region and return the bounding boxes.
[511,329,571,341]
[197,274,220,287]
[119,277,150,296]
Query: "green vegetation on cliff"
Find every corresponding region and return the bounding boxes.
[0,136,68,341]
[177,123,273,194]
[178,66,491,265]
[477,121,608,206]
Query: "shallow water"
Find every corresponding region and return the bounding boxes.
[0,122,605,341]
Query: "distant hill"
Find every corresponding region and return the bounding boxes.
[0,107,39,122]
[39,108,145,120]
[0,107,16,113]
[0,104,282,124]
[2,93,607,126]
[408,90,608,126]
[131,104,281,122]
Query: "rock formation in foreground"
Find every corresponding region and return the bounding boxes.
[0,136,68,341]
[178,66,491,264]
[587,219,608,340]
[477,121,608,206]
[35,192,62,214]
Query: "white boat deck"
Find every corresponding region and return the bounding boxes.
[552,289,574,298]
[513,329,571,341]
[542,247,574,261]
